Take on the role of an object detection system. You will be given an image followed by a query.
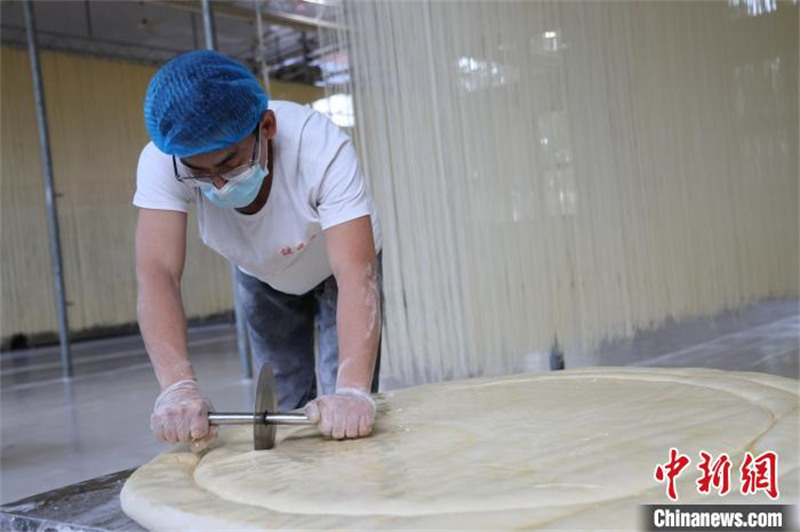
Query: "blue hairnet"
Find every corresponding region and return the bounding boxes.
[143,50,269,157]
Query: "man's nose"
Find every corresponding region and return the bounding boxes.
[212,175,227,190]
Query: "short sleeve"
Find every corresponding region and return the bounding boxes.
[303,113,372,230]
[133,142,194,212]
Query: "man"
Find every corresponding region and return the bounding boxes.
[134,50,382,452]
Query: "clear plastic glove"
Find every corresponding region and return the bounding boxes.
[304,388,376,440]
[151,379,218,453]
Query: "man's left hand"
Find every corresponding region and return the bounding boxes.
[304,389,376,440]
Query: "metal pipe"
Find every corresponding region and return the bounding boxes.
[253,0,270,91]
[83,0,93,38]
[265,413,310,425]
[22,0,72,379]
[200,0,217,50]
[208,412,310,425]
[153,0,347,32]
[208,413,258,425]
[231,271,252,379]
[1,23,190,60]
[201,0,252,380]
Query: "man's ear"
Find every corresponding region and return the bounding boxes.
[260,110,277,140]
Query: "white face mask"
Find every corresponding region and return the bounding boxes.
[201,163,269,209]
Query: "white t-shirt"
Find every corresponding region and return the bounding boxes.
[133,100,382,295]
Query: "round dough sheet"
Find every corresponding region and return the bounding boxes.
[121,367,799,530]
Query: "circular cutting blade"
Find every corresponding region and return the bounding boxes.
[254,363,277,450]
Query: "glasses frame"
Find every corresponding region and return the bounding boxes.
[173,126,261,187]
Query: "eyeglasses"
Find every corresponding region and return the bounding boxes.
[173,127,261,187]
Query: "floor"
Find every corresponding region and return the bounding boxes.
[1,299,797,504]
[581,298,799,377]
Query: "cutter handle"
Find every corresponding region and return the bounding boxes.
[207,412,311,426]
[208,412,259,425]
[266,412,311,425]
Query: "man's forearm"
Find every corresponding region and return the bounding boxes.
[334,260,381,392]
[137,274,194,390]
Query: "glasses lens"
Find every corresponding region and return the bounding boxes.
[174,132,259,187]
[179,176,214,187]
[220,163,258,183]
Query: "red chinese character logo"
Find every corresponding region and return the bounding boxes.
[740,451,779,499]
[654,447,691,501]
[696,451,731,495]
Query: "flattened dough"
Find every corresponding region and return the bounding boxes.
[121,368,799,530]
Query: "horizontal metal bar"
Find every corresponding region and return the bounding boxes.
[208,412,258,425]
[265,413,310,425]
[152,0,346,33]
[1,24,185,65]
[208,412,310,425]
[1,23,188,56]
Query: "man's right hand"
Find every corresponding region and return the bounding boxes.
[151,379,217,452]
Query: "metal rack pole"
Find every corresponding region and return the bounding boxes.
[201,0,253,380]
[23,0,72,379]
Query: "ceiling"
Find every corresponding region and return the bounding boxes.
[0,0,347,86]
